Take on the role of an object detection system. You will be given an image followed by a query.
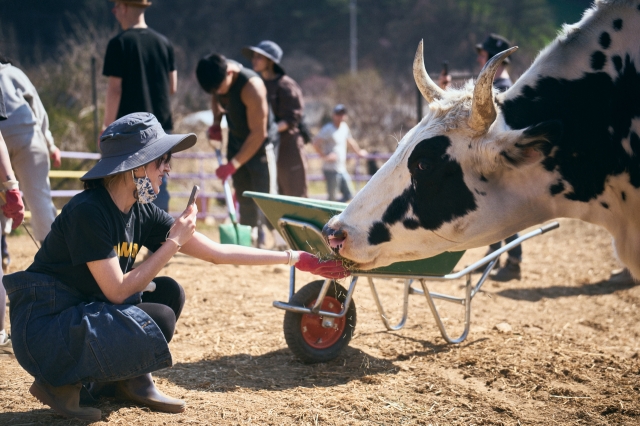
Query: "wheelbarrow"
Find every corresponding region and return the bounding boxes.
[244,191,559,364]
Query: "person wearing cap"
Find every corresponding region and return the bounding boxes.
[312,104,367,202]
[1,113,347,421]
[473,34,521,281]
[0,85,26,357]
[102,0,177,213]
[196,53,279,243]
[476,33,513,92]
[242,40,308,199]
[0,55,61,273]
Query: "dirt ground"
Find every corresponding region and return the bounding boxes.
[1,218,639,425]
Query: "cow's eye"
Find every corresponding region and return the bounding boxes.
[417,159,429,171]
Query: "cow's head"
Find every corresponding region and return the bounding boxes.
[324,41,563,270]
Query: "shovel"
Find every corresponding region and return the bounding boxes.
[215,149,253,246]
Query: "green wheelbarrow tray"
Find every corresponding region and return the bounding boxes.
[244,191,464,276]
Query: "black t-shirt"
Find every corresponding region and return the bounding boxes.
[103,28,175,130]
[27,186,174,299]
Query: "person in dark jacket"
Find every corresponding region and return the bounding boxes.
[2,113,348,421]
[242,40,308,198]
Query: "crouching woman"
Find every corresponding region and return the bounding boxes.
[2,112,348,421]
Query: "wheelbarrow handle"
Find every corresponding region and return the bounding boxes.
[215,149,239,225]
[540,221,560,234]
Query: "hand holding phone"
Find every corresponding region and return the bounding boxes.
[187,185,200,208]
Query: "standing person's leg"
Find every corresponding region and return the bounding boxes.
[233,154,269,228]
[490,233,522,282]
[277,136,308,197]
[8,130,57,242]
[337,171,354,202]
[504,233,522,263]
[324,170,338,201]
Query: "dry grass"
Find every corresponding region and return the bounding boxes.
[2,218,640,425]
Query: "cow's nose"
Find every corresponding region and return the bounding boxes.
[322,223,348,250]
[322,223,342,239]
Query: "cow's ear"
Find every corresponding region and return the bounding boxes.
[500,120,563,167]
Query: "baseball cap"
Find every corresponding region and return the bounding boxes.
[333,104,347,115]
[476,34,512,63]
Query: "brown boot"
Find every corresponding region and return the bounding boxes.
[115,373,185,413]
[29,380,102,421]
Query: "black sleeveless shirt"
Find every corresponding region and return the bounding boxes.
[218,64,278,155]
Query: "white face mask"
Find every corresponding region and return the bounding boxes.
[132,169,158,204]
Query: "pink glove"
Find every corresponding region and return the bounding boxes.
[295,252,351,279]
[208,124,222,141]
[216,163,237,181]
[2,189,25,229]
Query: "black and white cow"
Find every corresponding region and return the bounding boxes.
[324,0,640,278]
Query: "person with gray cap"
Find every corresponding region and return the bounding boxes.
[1,112,348,421]
[242,40,308,199]
[0,85,26,357]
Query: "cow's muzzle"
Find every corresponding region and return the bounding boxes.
[322,222,347,253]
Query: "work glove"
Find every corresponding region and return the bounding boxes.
[216,163,237,181]
[208,124,222,141]
[1,189,25,230]
[293,251,351,279]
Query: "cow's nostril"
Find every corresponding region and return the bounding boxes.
[333,229,347,240]
[321,223,334,239]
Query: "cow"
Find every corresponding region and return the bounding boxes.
[323,0,640,280]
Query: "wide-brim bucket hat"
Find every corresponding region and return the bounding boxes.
[109,0,152,7]
[241,40,285,75]
[81,113,196,181]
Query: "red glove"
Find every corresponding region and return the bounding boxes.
[295,252,351,279]
[208,124,222,141]
[216,163,237,181]
[2,189,25,229]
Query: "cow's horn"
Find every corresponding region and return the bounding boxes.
[468,46,518,134]
[413,39,445,103]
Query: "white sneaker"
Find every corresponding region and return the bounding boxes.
[0,333,13,355]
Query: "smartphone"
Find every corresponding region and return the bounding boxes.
[187,185,200,207]
[442,60,449,75]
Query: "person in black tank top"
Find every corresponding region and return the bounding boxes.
[196,53,278,234]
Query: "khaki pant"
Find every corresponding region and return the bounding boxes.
[1,126,57,241]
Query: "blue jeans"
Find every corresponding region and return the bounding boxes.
[3,271,173,387]
[489,233,522,262]
[323,170,354,202]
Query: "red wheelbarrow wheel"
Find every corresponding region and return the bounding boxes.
[283,280,357,363]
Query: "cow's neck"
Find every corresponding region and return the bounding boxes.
[497,0,640,274]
